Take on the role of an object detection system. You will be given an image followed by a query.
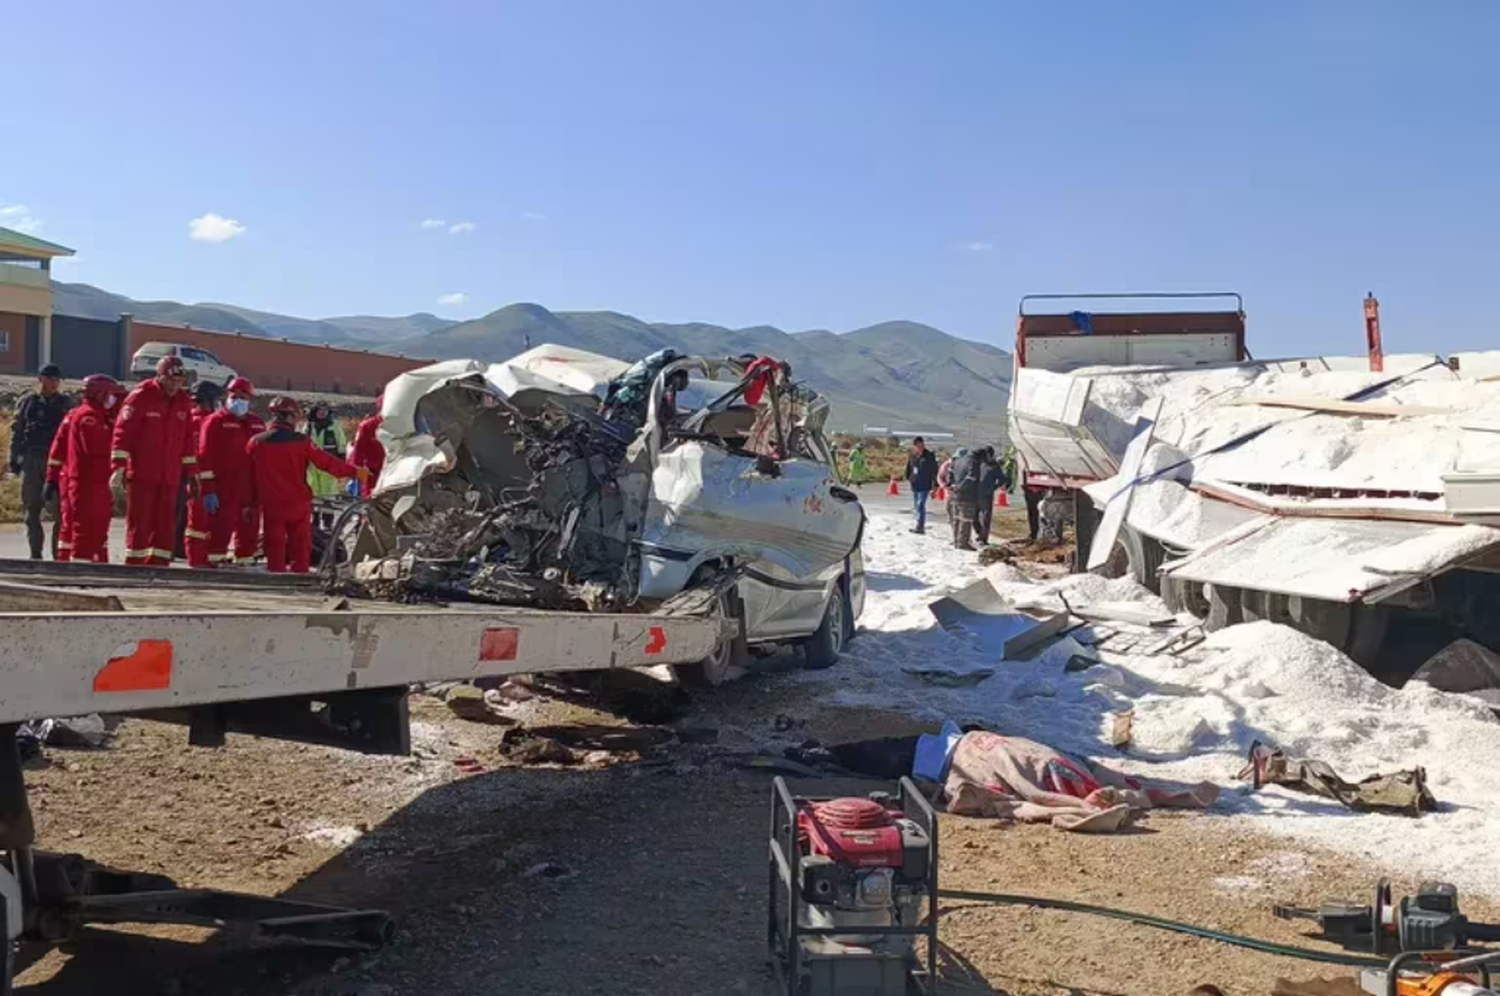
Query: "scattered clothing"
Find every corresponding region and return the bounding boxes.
[944,731,1218,832]
[1238,741,1436,816]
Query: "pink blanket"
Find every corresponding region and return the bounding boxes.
[943,731,1218,832]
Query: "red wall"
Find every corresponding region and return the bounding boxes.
[129,322,429,396]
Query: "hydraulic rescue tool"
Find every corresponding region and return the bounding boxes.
[1275,880,1500,954]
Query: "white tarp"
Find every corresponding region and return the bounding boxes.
[1160,516,1500,602]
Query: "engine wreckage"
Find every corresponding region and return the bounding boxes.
[341,346,866,648]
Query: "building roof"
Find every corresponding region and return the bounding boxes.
[0,225,75,260]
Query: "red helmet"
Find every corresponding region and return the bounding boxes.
[156,355,186,379]
[226,376,255,397]
[82,374,122,406]
[268,395,301,417]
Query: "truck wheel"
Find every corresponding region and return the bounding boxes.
[1242,591,1296,626]
[803,582,848,670]
[1162,576,1210,619]
[1205,584,1243,631]
[1101,526,1165,595]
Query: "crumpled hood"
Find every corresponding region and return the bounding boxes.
[375,345,632,494]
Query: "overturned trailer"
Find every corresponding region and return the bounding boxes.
[348,344,867,682]
[1011,343,1500,673]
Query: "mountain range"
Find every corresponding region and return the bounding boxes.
[51,281,1012,433]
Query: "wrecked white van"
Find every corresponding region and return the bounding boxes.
[347,345,867,682]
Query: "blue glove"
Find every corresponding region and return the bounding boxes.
[346,478,360,497]
[203,493,220,515]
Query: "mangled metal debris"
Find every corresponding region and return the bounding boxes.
[338,346,866,654]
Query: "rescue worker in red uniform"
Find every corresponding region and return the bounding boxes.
[46,376,126,563]
[347,394,385,497]
[176,380,224,559]
[248,397,365,573]
[44,409,77,562]
[187,377,265,568]
[111,356,197,566]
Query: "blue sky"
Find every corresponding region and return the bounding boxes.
[5,1,1497,356]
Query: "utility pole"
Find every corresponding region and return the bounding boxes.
[1364,293,1384,373]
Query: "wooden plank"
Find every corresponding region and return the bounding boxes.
[1229,397,1454,417]
[1086,397,1164,571]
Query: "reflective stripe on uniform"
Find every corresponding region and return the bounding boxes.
[124,548,151,560]
[182,455,197,464]
[111,450,130,461]
[198,470,216,480]
[47,459,63,468]
[208,553,229,563]
[150,548,177,560]
[184,529,210,540]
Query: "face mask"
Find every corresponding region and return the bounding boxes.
[228,398,251,417]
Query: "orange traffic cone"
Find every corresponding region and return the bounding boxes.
[934,484,947,501]
[996,489,1009,508]
[888,476,900,496]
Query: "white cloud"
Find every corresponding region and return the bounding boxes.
[0,205,42,234]
[189,213,247,243]
[520,211,547,221]
[437,292,467,307]
[960,241,994,252]
[447,221,477,235]
[420,218,446,229]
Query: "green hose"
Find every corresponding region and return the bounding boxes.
[938,889,1388,968]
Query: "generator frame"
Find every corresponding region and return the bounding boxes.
[767,776,939,996]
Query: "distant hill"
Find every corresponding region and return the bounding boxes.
[51,282,450,353]
[405,304,1012,433]
[49,283,1010,433]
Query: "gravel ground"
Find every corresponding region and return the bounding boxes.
[12,507,1494,996]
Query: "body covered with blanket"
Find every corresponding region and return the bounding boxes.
[943,731,1218,832]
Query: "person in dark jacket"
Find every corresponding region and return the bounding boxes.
[8,364,72,559]
[904,436,938,534]
[972,447,1011,545]
[947,448,980,549]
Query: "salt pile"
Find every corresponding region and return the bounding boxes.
[809,514,1500,899]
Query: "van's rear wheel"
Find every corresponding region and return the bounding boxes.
[803,583,848,670]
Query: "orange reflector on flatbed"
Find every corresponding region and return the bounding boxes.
[644,626,667,655]
[479,628,520,662]
[94,640,173,693]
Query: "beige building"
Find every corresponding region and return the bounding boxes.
[0,225,75,374]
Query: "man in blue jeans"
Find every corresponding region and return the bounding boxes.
[904,436,938,534]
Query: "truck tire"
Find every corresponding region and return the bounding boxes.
[1104,526,1165,595]
[803,580,849,671]
[1162,575,1210,619]
[1205,584,1243,632]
